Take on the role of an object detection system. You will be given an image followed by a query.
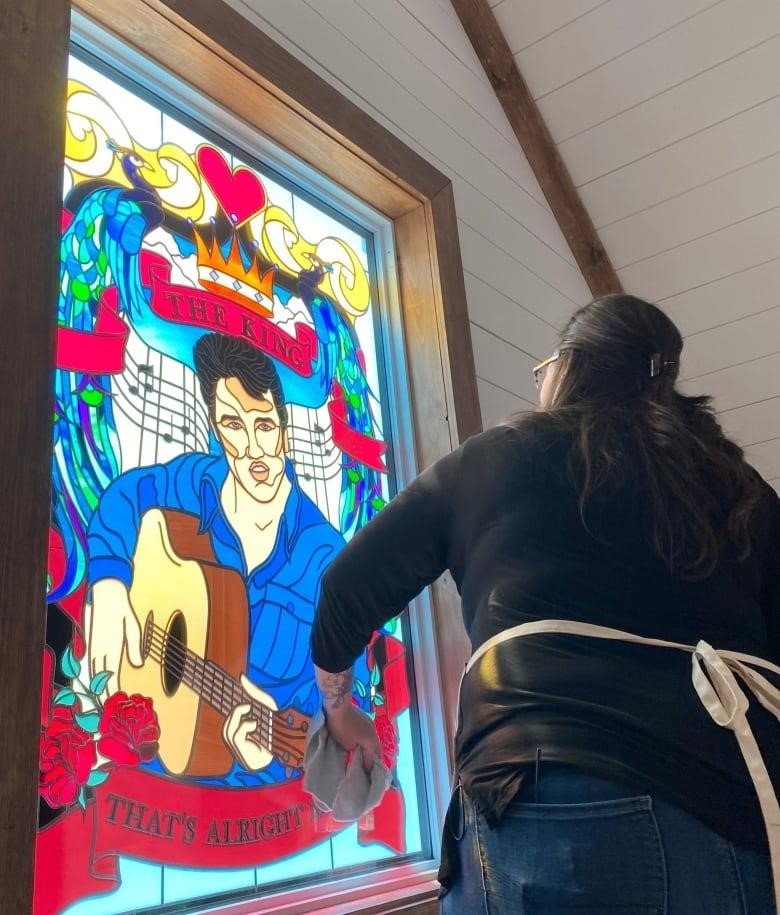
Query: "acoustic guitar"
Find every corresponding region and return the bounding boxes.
[119,508,310,777]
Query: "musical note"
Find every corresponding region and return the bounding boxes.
[111,327,211,463]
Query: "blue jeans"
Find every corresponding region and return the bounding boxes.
[440,764,774,914]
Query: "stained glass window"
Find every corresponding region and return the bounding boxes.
[35,40,432,915]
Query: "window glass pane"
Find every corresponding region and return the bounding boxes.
[35,46,430,915]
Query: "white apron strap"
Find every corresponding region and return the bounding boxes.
[463,619,780,913]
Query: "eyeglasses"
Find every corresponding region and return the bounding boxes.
[533,350,560,390]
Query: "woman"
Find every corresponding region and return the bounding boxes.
[310,295,779,913]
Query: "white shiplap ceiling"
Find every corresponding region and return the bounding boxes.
[490,0,780,491]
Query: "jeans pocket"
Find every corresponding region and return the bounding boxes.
[477,795,666,913]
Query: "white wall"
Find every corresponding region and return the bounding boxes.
[493,0,780,492]
[223,0,592,430]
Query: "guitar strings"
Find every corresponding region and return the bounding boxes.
[145,627,274,733]
[145,627,305,763]
[146,640,305,764]
[145,639,275,751]
[145,628,274,741]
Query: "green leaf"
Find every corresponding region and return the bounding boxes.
[61,646,81,679]
[355,679,367,698]
[89,671,112,696]
[370,498,386,511]
[78,788,87,811]
[80,388,104,408]
[75,710,101,734]
[373,694,385,706]
[384,617,398,634]
[86,769,110,788]
[71,278,91,300]
[369,665,381,687]
[54,687,77,707]
[347,469,361,484]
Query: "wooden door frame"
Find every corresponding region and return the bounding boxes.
[1,0,480,912]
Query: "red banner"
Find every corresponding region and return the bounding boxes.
[56,287,129,375]
[329,381,388,473]
[141,252,317,376]
[35,767,405,914]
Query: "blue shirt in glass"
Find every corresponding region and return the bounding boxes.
[86,451,345,785]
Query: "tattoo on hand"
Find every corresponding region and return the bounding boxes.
[316,667,353,711]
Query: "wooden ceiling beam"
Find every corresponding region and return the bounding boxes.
[450,0,623,296]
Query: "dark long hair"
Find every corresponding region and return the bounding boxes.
[543,294,764,579]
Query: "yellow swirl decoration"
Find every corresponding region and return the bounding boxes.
[148,144,204,220]
[257,206,316,275]
[64,78,371,315]
[65,80,205,220]
[257,208,370,317]
[65,81,131,184]
[316,237,370,318]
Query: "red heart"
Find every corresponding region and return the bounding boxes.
[196,145,267,228]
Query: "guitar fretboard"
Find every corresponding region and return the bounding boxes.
[148,623,274,752]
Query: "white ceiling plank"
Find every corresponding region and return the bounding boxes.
[471,323,539,404]
[309,0,552,207]
[680,307,780,379]
[618,207,780,301]
[602,151,780,269]
[744,439,780,482]
[451,177,585,288]
[517,0,717,102]
[458,221,578,330]
[660,258,780,337]
[536,0,780,141]
[680,353,780,414]
[477,376,533,428]
[719,396,780,448]
[492,0,607,54]
[559,34,780,186]
[379,0,518,144]
[580,94,780,228]
[464,272,560,361]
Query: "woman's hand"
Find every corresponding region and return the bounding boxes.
[315,664,380,771]
[325,703,381,773]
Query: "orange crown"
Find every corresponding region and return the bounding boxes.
[194,228,276,317]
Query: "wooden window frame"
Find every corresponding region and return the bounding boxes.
[1,1,480,912]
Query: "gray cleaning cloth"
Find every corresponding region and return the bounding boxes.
[303,709,392,821]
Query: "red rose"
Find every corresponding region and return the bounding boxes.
[374,714,399,770]
[98,692,160,766]
[39,706,97,808]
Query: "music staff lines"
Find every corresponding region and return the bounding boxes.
[112,345,210,454]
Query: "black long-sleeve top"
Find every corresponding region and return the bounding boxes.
[311,418,780,856]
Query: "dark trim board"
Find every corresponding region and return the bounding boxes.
[450,0,623,297]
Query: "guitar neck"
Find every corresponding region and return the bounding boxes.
[150,626,309,769]
[179,650,272,742]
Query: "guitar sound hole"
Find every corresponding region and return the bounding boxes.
[162,611,187,696]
